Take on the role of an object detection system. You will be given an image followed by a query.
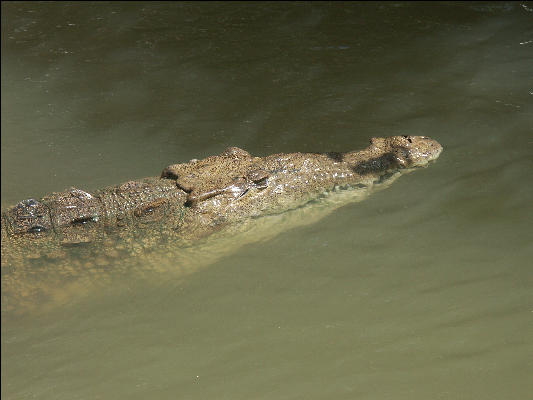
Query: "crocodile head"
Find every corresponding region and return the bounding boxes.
[346,135,443,174]
[373,135,442,167]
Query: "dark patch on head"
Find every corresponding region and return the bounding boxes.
[161,167,179,180]
[353,145,416,174]
[352,152,398,175]
[325,152,344,162]
[175,182,193,193]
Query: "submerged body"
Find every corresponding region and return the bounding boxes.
[1,136,442,313]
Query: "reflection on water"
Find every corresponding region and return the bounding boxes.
[2,2,532,399]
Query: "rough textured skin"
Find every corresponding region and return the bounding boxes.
[2,177,187,247]
[161,135,442,233]
[1,135,442,314]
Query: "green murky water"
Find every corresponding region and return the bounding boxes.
[2,2,532,399]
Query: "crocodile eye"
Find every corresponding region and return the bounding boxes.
[71,216,98,225]
[28,225,47,233]
[138,207,155,216]
[134,198,167,223]
[24,198,40,207]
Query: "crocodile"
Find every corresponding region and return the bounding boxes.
[1,135,442,314]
